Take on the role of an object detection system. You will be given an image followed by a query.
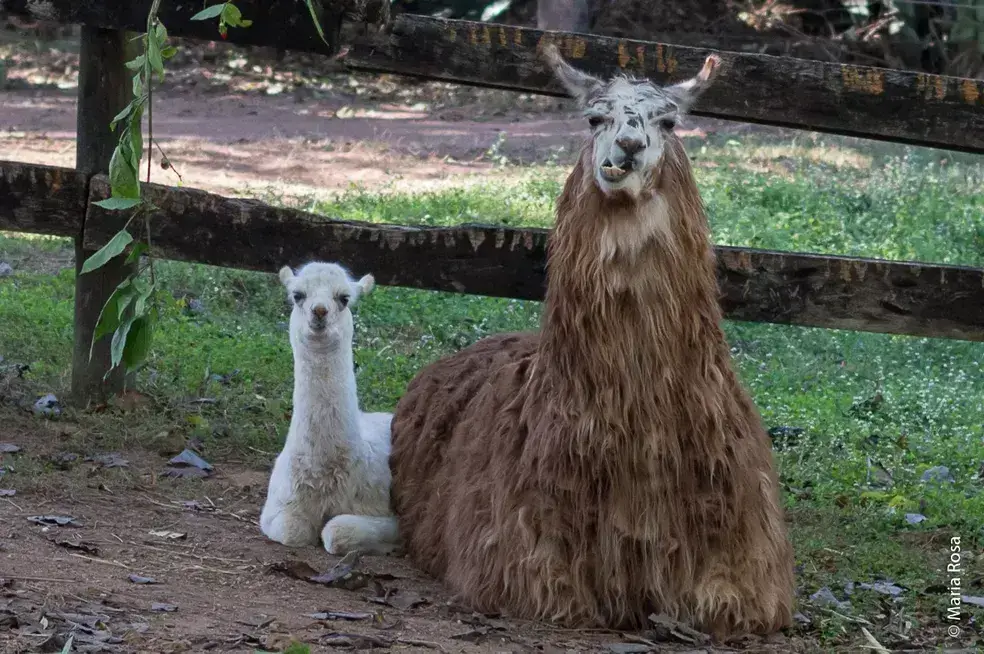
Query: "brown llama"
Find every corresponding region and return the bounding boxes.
[388,45,795,641]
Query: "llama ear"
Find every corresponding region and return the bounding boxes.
[355,274,375,298]
[278,265,295,287]
[665,54,721,114]
[542,42,602,106]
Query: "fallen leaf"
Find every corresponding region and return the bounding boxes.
[85,452,130,468]
[50,452,79,469]
[148,530,187,540]
[0,443,20,453]
[269,559,320,581]
[54,537,99,555]
[858,581,906,597]
[27,515,81,527]
[151,602,177,612]
[905,513,927,525]
[168,449,214,471]
[306,611,372,621]
[368,591,428,611]
[160,466,210,479]
[320,632,393,648]
[236,615,274,629]
[604,644,651,654]
[128,574,160,584]
[646,613,710,645]
[310,551,374,590]
[0,489,15,497]
[451,628,491,643]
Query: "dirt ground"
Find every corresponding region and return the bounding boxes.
[0,407,808,654]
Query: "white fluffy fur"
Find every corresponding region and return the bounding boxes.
[259,261,401,556]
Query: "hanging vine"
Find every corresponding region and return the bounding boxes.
[81,1,330,383]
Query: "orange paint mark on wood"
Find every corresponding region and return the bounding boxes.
[498,27,507,47]
[482,25,492,45]
[617,41,630,68]
[961,79,980,105]
[841,66,884,95]
[656,45,677,74]
[469,24,477,45]
[570,37,586,58]
[635,46,645,70]
[514,28,522,46]
[446,26,457,42]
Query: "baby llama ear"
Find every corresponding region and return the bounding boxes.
[665,54,721,115]
[278,265,295,287]
[356,274,375,297]
[541,42,603,107]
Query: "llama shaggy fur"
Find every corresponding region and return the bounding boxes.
[260,261,400,556]
[388,48,794,640]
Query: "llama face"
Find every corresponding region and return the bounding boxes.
[543,45,720,198]
[279,262,375,348]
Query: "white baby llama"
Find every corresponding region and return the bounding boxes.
[259,261,400,556]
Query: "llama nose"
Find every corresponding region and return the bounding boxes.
[616,137,645,157]
[312,304,328,319]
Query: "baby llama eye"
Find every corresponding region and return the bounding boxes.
[292,291,306,303]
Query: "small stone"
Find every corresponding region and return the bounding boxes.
[32,393,61,417]
[921,466,954,484]
[809,586,850,610]
[905,513,927,525]
[186,298,205,314]
[0,263,13,277]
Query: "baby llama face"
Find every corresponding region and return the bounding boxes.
[279,262,375,350]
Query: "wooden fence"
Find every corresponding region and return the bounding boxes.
[1,2,983,405]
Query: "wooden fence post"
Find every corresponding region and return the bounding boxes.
[70,26,134,406]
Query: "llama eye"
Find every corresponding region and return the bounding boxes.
[659,118,676,131]
[587,115,606,129]
[338,294,350,308]
[292,291,305,304]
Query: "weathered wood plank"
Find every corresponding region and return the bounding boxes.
[84,176,984,341]
[0,161,88,237]
[345,15,984,155]
[71,26,134,406]
[1,0,351,57]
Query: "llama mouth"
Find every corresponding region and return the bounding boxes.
[600,161,631,182]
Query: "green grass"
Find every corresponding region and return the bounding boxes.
[1,132,982,650]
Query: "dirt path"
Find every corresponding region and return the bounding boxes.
[0,408,802,653]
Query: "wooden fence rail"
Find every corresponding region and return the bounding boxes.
[4,161,982,342]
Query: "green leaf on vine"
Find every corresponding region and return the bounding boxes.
[125,241,149,264]
[147,34,165,81]
[93,197,143,211]
[304,0,330,47]
[190,3,227,21]
[110,312,139,372]
[161,45,178,59]
[111,100,136,131]
[123,310,156,372]
[90,279,133,360]
[81,230,134,275]
[109,144,140,199]
[125,55,146,71]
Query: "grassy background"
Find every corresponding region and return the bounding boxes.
[1,131,982,648]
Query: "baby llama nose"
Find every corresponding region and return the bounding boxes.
[312,304,328,319]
